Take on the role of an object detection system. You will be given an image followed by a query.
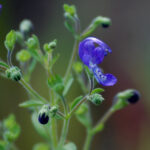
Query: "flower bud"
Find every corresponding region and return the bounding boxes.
[26,35,39,50]
[63,4,76,17]
[43,39,57,52]
[50,106,58,117]
[19,19,33,34]
[73,61,83,74]
[4,30,17,51]
[38,105,50,125]
[5,66,22,81]
[16,50,31,62]
[112,89,141,111]
[88,93,104,105]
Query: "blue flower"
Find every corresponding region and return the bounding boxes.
[78,37,117,86]
[0,4,2,13]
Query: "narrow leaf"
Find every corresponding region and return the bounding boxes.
[70,96,83,110]
[91,88,104,94]
[19,100,44,108]
[63,77,74,96]
[0,61,9,69]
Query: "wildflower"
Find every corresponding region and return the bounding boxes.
[79,37,117,86]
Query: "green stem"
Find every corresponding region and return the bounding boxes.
[51,118,58,149]
[83,106,115,150]
[83,129,93,150]
[19,78,47,103]
[50,90,58,149]
[68,95,88,118]
[59,118,70,147]
[93,107,114,130]
[64,39,79,82]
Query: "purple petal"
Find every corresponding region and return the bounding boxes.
[99,73,117,86]
[79,37,111,67]
[92,66,117,86]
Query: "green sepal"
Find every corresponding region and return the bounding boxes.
[4,30,17,51]
[19,100,44,108]
[112,98,128,111]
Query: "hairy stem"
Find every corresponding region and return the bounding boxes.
[59,118,70,147]
[64,39,79,82]
[93,107,114,130]
[19,78,47,103]
[68,95,88,118]
[83,129,93,150]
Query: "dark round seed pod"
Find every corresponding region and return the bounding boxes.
[38,113,49,125]
[127,90,140,104]
[102,23,110,28]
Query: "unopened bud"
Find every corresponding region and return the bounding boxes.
[88,94,104,105]
[5,66,22,81]
[38,105,50,125]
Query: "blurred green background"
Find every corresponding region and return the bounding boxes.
[0,0,149,150]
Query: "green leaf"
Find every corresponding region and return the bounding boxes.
[91,88,104,94]
[75,103,92,128]
[4,30,17,51]
[33,143,49,150]
[19,100,44,108]
[31,112,49,139]
[3,114,21,142]
[0,140,7,150]
[63,76,74,96]
[0,61,9,69]
[63,142,77,150]
[70,96,83,110]
[48,75,64,95]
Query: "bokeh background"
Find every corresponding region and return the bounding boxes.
[0,0,150,150]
